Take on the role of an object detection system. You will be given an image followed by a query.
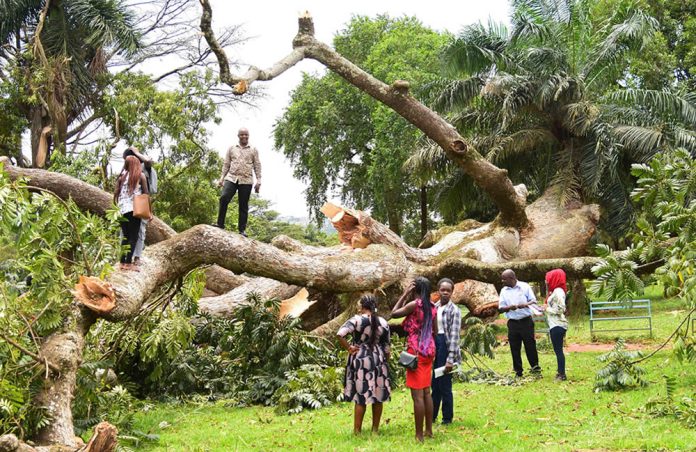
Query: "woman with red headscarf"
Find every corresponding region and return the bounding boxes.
[545,269,568,381]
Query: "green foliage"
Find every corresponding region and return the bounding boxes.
[643,375,696,428]
[0,164,120,438]
[644,0,696,89]
[273,365,344,415]
[592,148,696,363]
[594,339,648,392]
[100,291,343,413]
[459,317,498,359]
[590,244,644,301]
[426,0,695,233]
[274,15,449,240]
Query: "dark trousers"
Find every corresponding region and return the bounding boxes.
[431,334,453,423]
[507,317,540,376]
[120,211,141,264]
[549,326,567,375]
[217,181,252,232]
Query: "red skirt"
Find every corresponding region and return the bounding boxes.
[405,349,434,389]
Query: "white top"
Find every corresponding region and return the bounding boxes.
[545,288,568,330]
[117,174,142,214]
[437,305,445,334]
[499,281,537,320]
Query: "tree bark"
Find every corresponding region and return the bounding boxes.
[33,308,95,447]
[198,2,528,228]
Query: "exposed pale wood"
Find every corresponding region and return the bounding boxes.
[79,421,117,452]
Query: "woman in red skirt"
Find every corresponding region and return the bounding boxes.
[392,277,437,442]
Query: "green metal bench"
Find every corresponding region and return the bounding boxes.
[590,299,652,337]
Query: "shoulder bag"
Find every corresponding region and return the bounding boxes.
[397,350,418,370]
[133,194,151,219]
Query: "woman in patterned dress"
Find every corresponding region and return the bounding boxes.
[391,277,437,442]
[337,295,391,434]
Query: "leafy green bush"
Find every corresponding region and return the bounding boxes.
[594,339,648,392]
[273,365,344,414]
[460,317,498,359]
[0,165,120,439]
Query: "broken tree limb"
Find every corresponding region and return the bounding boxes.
[198,5,528,228]
[0,159,266,300]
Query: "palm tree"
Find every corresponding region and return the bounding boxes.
[413,0,696,233]
[0,0,140,167]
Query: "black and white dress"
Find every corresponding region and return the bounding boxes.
[337,314,391,404]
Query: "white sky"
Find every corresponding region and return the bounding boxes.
[205,0,511,218]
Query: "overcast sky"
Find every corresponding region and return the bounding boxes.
[203,0,510,218]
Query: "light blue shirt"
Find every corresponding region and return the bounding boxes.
[499,281,537,320]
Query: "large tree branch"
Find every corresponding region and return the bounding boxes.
[198,2,528,227]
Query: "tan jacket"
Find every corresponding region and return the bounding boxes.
[220,144,262,185]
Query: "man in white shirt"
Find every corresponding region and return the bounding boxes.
[497,269,541,377]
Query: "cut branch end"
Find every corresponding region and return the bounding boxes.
[72,276,116,314]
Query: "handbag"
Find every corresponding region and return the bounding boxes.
[397,350,418,370]
[133,194,151,219]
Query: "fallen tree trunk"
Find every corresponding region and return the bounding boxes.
[0,158,286,302]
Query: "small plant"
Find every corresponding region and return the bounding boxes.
[273,365,344,414]
[643,376,696,429]
[594,338,648,392]
[460,317,498,359]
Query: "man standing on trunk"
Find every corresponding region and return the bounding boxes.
[214,128,261,236]
[497,269,541,377]
[431,278,461,425]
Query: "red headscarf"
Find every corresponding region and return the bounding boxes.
[545,269,567,303]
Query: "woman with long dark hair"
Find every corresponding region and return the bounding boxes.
[544,269,568,381]
[391,277,437,442]
[114,155,149,270]
[337,294,391,434]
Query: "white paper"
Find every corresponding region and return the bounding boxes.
[434,366,447,378]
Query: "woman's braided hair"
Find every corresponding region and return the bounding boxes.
[360,295,379,347]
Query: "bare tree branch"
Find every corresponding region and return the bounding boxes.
[197,1,529,227]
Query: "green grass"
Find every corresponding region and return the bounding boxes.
[130,297,696,451]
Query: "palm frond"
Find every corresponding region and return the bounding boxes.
[441,21,510,77]
[613,125,662,157]
[64,0,141,56]
[0,0,42,44]
[583,10,658,80]
[403,139,450,179]
[606,89,696,129]
[432,76,484,113]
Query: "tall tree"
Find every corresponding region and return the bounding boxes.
[0,0,141,166]
[273,15,448,240]
[410,0,696,233]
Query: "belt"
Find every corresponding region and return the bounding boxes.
[508,316,532,322]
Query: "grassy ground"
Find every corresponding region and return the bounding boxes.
[130,296,696,451]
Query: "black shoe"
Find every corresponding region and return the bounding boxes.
[240,231,248,237]
[530,365,542,375]
[442,420,452,425]
[210,223,223,229]
[555,374,567,381]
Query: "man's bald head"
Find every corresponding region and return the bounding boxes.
[501,269,517,288]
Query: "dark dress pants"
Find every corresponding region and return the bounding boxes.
[507,317,540,376]
[431,333,453,423]
[217,181,252,232]
[549,326,567,375]
[120,211,141,264]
